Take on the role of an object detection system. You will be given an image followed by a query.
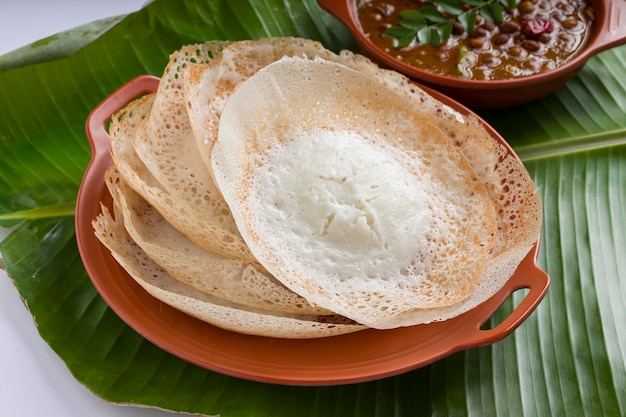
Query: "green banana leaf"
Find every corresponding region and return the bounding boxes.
[0,0,624,416]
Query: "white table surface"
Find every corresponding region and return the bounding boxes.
[0,2,181,416]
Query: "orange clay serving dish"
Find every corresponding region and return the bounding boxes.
[76,75,549,386]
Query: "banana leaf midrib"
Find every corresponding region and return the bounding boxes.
[0,202,76,221]
[515,128,626,161]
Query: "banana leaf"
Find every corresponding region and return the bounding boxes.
[0,0,624,416]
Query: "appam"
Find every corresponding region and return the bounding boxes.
[211,56,498,329]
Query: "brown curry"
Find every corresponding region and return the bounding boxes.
[357,0,595,80]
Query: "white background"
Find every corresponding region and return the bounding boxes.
[0,2,182,416]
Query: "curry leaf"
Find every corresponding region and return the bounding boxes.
[418,26,442,46]
[419,5,448,23]
[500,0,518,9]
[458,11,478,34]
[1,0,625,416]
[383,26,419,47]
[399,9,427,27]
[433,0,465,15]
[437,20,455,42]
[480,2,504,23]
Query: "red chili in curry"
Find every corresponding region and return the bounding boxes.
[357,0,595,80]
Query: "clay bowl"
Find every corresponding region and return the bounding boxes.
[318,0,626,108]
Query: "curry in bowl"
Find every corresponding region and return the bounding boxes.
[357,0,595,80]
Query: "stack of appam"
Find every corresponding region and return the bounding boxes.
[93,37,542,338]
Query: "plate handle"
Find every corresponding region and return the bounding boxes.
[586,0,626,55]
[459,242,550,348]
[85,75,160,157]
[77,75,160,254]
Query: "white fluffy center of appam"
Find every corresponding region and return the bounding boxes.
[253,128,440,281]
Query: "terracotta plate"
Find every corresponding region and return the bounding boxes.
[76,75,549,386]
